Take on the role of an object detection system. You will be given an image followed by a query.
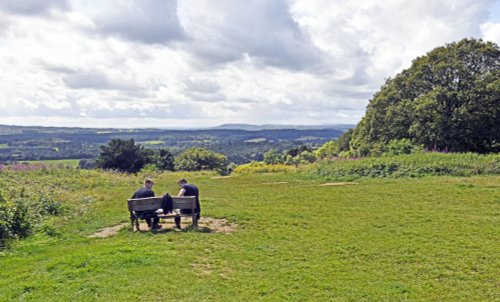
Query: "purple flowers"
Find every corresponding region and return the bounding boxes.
[0,162,46,172]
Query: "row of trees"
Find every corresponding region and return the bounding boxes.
[90,138,327,173]
[89,139,229,174]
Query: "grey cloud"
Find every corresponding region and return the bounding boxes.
[185,78,221,94]
[62,71,141,91]
[183,78,225,103]
[185,0,327,71]
[237,98,259,104]
[92,0,184,44]
[39,61,77,74]
[0,0,68,15]
[78,99,203,119]
[187,91,226,103]
[63,72,110,90]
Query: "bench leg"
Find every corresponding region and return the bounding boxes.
[135,218,140,231]
[192,214,198,229]
[174,216,181,229]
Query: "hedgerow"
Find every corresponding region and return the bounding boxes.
[312,152,500,180]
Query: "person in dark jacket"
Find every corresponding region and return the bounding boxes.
[175,178,200,228]
[131,179,161,229]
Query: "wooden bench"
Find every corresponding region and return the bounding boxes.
[127,196,198,232]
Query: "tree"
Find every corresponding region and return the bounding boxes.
[97,139,148,173]
[315,141,337,159]
[286,145,313,157]
[174,147,228,172]
[150,148,175,171]
[263,148,285,164]
[315,129,354,159]
[297,150,316,163]
[350,38,500,154]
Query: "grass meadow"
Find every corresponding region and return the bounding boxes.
[0,167,499,301]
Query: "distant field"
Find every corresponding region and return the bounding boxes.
[27,159,80,167]
[0,168,498,301]
[140,140,164,145]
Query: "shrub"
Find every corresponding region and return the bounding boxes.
[78,159,97,170]
[37,196,63,216]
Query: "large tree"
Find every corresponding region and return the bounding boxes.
[350,38,500,155]
[97,139,148,173]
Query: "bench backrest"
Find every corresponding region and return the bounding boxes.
[127,196,197,213]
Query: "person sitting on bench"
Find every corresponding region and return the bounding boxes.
[131,179,162,229]
[175,178,200,229]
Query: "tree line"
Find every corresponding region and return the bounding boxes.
[81,138,232,174]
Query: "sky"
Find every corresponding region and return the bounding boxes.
[0,0,499,129]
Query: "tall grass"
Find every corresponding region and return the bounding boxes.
[311,152,500,180]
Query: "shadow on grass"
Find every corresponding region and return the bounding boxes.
[134,225,214,234]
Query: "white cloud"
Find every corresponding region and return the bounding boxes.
[481,22,500,43]
[0,0,498,128]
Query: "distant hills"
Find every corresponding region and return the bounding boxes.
[0,124,353,164]
[210,124,355,131]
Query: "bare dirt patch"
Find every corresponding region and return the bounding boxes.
[319,182,359,186]
[197,217,237,233]
[262,181,289,185]
[89,223,128,238]
[212,176,232,179]
[90,217,237,237]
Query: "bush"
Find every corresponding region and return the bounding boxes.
[0,191,64,247]
[0,196,34,247]
[37,196,62,216]
[78,159,97,170]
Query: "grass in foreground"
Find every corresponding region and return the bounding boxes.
[0,170,498,301]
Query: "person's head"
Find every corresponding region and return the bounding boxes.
[177,179,187,187]
[144,179,154,189]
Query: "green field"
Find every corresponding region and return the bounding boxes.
[27,159,80,167]
[0,169,499,301]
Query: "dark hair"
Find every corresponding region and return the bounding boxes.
[177,179,187,185]
[144,179,154,185]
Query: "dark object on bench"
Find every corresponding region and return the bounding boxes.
[127,196,198,232]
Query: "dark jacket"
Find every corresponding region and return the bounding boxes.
[131,187,154,199]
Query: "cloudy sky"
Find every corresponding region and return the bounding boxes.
[0,0,499,128]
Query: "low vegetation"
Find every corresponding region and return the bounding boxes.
[312,152,500,180]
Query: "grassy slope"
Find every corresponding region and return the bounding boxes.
[0,171,499,301]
